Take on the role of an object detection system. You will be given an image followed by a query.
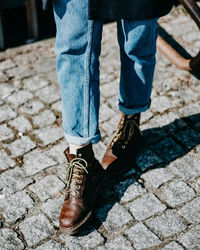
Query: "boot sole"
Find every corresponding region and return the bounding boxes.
[59,173,107,235]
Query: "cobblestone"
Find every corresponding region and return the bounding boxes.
[7,90,33,107]
[178,225,200,249]
[158,180,196,207]
[96,203,133,232]
[141,168,174,189]
[125,193,166,220]
[0,228,24,250]
[8,116,32,133]
[97,236,133,250]
[0,124,14,141]
[0,105,16,122]
[41,195,64,227]
[32,110,56,127]
[34,127,64,146]
[35,85,61,104]
[168,155,200,181]
[0,167,32,195]
[19,214,54,247]
[0,59,15,70]
[19,99,45,115]
[0,191,34,223]
[114,179,146,203]
[23,75,49,92]
[29,175,65,201]
[146,210,187,238]
[5,136,36,157]
[0,149,15,170]
[23,150,57,176]
[160,241,184,250]
[178,196,200,224]
[35,240,65,250]
[125,222,161,249]
[60,229,105,249]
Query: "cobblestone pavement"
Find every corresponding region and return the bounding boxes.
[0,4,200,250]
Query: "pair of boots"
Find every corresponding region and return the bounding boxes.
[60,113,142,235]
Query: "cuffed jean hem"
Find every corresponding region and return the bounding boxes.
[64,132,101,146]
[118,101,151,115]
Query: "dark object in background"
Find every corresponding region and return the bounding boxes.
[0,1,55,50]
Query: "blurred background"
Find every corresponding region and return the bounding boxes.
[0,0,55,50]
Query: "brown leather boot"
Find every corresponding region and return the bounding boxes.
[101,113,142,175]
[59,144,106,235]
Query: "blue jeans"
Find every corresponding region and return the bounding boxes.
[53,0,158,146]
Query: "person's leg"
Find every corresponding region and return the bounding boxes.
[53,0,105,235]
[101,18,158,172]
[117,18,158,115]
[53,0,104,147]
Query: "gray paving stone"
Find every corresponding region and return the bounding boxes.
[96,203,133,232]
[0,105,17,122]
[0,149,15,170]
[6,65,34,80]
[178,196,200,224]
[35,240,65,250]
[0,228,24,250]
[41,195,64,227]
[158,180,196,207]
[168,155,200,181]
[60,228,105,249]
[23,150,57,176]
[29,175,65,201]
[5,136,36,157]
[178,225,200,249]
[151,96,173,113]
[99,103,116,123]
[0,71,8,83]
[8,116,32,133]
[0,191,34,223]
[169,88,199,105]
[19,99,45,115]
[23,75,49,92]
[125,193,166,220]
[114,179,146,203]
[146,210,187,238]
[140,110,154,123]
[97,236,133,250]
[46,140,68,164]
[0,59,15,70]
[35,85,61,104]
[34,57,56,74]
[100,115,120,134]
[34,127,64,146]
[101,81,118,98]
[178,102,200,117]
[0,124,14,141]
[195,177,200,192]
[141,168,174,189]
[51,101,62,113]
[0,83,17,100]
[0,167,32,195]
[32,110,56,127]
[141,125,167,145]
[7,90,33,107]
[159,241,184,250]
[125,222,161,249]
[19,214,54,247]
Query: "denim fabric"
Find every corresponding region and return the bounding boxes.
[53,0,158,145]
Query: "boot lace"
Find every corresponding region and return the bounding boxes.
[66,157,88,196]
[110,118,139,150]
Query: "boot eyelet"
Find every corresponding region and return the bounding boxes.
[77,185,81,189]
[78,153,82,157]
[122,145,126,149]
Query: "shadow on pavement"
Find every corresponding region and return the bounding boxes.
[75,113,200,236]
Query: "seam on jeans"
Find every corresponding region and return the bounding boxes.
[84,20,94,138]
